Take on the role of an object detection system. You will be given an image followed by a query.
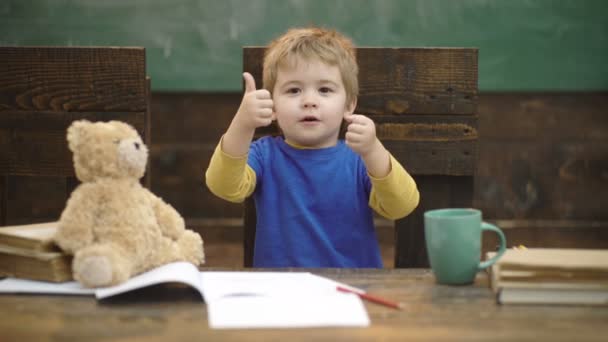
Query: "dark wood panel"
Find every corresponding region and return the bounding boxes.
[150,144,243,219]
[0,47,146,112]
[150,92,240,144]
[474,141,608,220]
[395,175,474,268]
[0,176,5,225]
[0,111,146,177]
[482,220,608,255]
[3,176,67,224]
[244,47,478,115]
[478,92,608,140]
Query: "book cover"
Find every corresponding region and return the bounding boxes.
[498,287,608,306]
[0,222,61,252]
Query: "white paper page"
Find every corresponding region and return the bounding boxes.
[96,261,202,299]
[199,272,352,302]
[208,293,370,329]
[200,272,370,329]
[0,278,94,295]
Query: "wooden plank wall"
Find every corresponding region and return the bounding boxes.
[0,47,150,225]
[150,92,608,267]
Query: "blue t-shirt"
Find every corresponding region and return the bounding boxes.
[247,136,383,268]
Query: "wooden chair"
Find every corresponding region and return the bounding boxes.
[0,47,151,226]
[242,47,478,267]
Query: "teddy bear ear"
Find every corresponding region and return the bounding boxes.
[66,120,92,152]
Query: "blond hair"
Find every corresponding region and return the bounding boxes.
[263,27,359,106]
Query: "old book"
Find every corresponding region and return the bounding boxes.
[487,248,608,305]
[0,245,72,282]
[0,222,61,252]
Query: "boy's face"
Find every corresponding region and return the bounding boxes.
[272,57,356,148]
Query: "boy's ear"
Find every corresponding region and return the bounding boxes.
[345,97,357,115]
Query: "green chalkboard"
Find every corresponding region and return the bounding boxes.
[1,0,607,91]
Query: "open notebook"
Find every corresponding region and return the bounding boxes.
[0,262,370,329]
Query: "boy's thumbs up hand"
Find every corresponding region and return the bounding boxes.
[243,72,257,93]
[235,72,274,130]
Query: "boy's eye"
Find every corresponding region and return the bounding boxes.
[319,87,333,93]
[286,88,300,94]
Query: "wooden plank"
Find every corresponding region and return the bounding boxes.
[244,47,478,115]
[0,111,146,177]
[395,175,474,268]
[0,176,5,225]
[474,141,608,220]
[0,47,146,112]
[376,114,477,176]
[143,76,152,189]
[482,220,608,254]
[4,176,67,225]
[478,92,608,140]
[150,144,244,219]
[243,198,256,267]
[151,93,240,144]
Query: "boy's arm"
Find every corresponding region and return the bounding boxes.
[205,72,273,202]
[368,154,420,220]
[344,113,419,219]
[205,138,257,203]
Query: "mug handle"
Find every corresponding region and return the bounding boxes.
[477,222,506,271]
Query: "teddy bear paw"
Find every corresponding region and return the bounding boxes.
[74,255,113,288]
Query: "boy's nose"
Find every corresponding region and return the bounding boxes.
[302,92,318,108]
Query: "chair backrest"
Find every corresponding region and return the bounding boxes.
[242,47,478,267]
[0,46,151,225]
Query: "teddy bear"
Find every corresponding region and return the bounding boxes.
[54,120,205,288]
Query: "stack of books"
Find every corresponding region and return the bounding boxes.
[487,248,608,305]
[0,222,72,282]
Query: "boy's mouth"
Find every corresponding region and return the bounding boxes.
[300,116,320,122]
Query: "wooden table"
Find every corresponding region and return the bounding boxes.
[1,269,606,341]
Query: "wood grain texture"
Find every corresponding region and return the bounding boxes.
[150,92,240,144]
[150,144,243,219]
[0,47,146,112]
[244,47,478,115]
[0,111,146,177]
[395,175,474,268]
[1,269,607,341]
[0,47,151,225]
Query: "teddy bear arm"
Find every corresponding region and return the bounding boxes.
[54,189,96,254]
[148,190,185,240]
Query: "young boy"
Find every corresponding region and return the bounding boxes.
[206,27,419,267]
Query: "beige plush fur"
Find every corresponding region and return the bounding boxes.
[54,120,204,288]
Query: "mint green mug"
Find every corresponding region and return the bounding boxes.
[424,208,506,285]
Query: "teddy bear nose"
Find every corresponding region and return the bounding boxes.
[134,142,140,150]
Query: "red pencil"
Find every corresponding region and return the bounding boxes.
[336,286,403,310]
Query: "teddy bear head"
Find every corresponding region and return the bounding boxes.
[67,120,148,182]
